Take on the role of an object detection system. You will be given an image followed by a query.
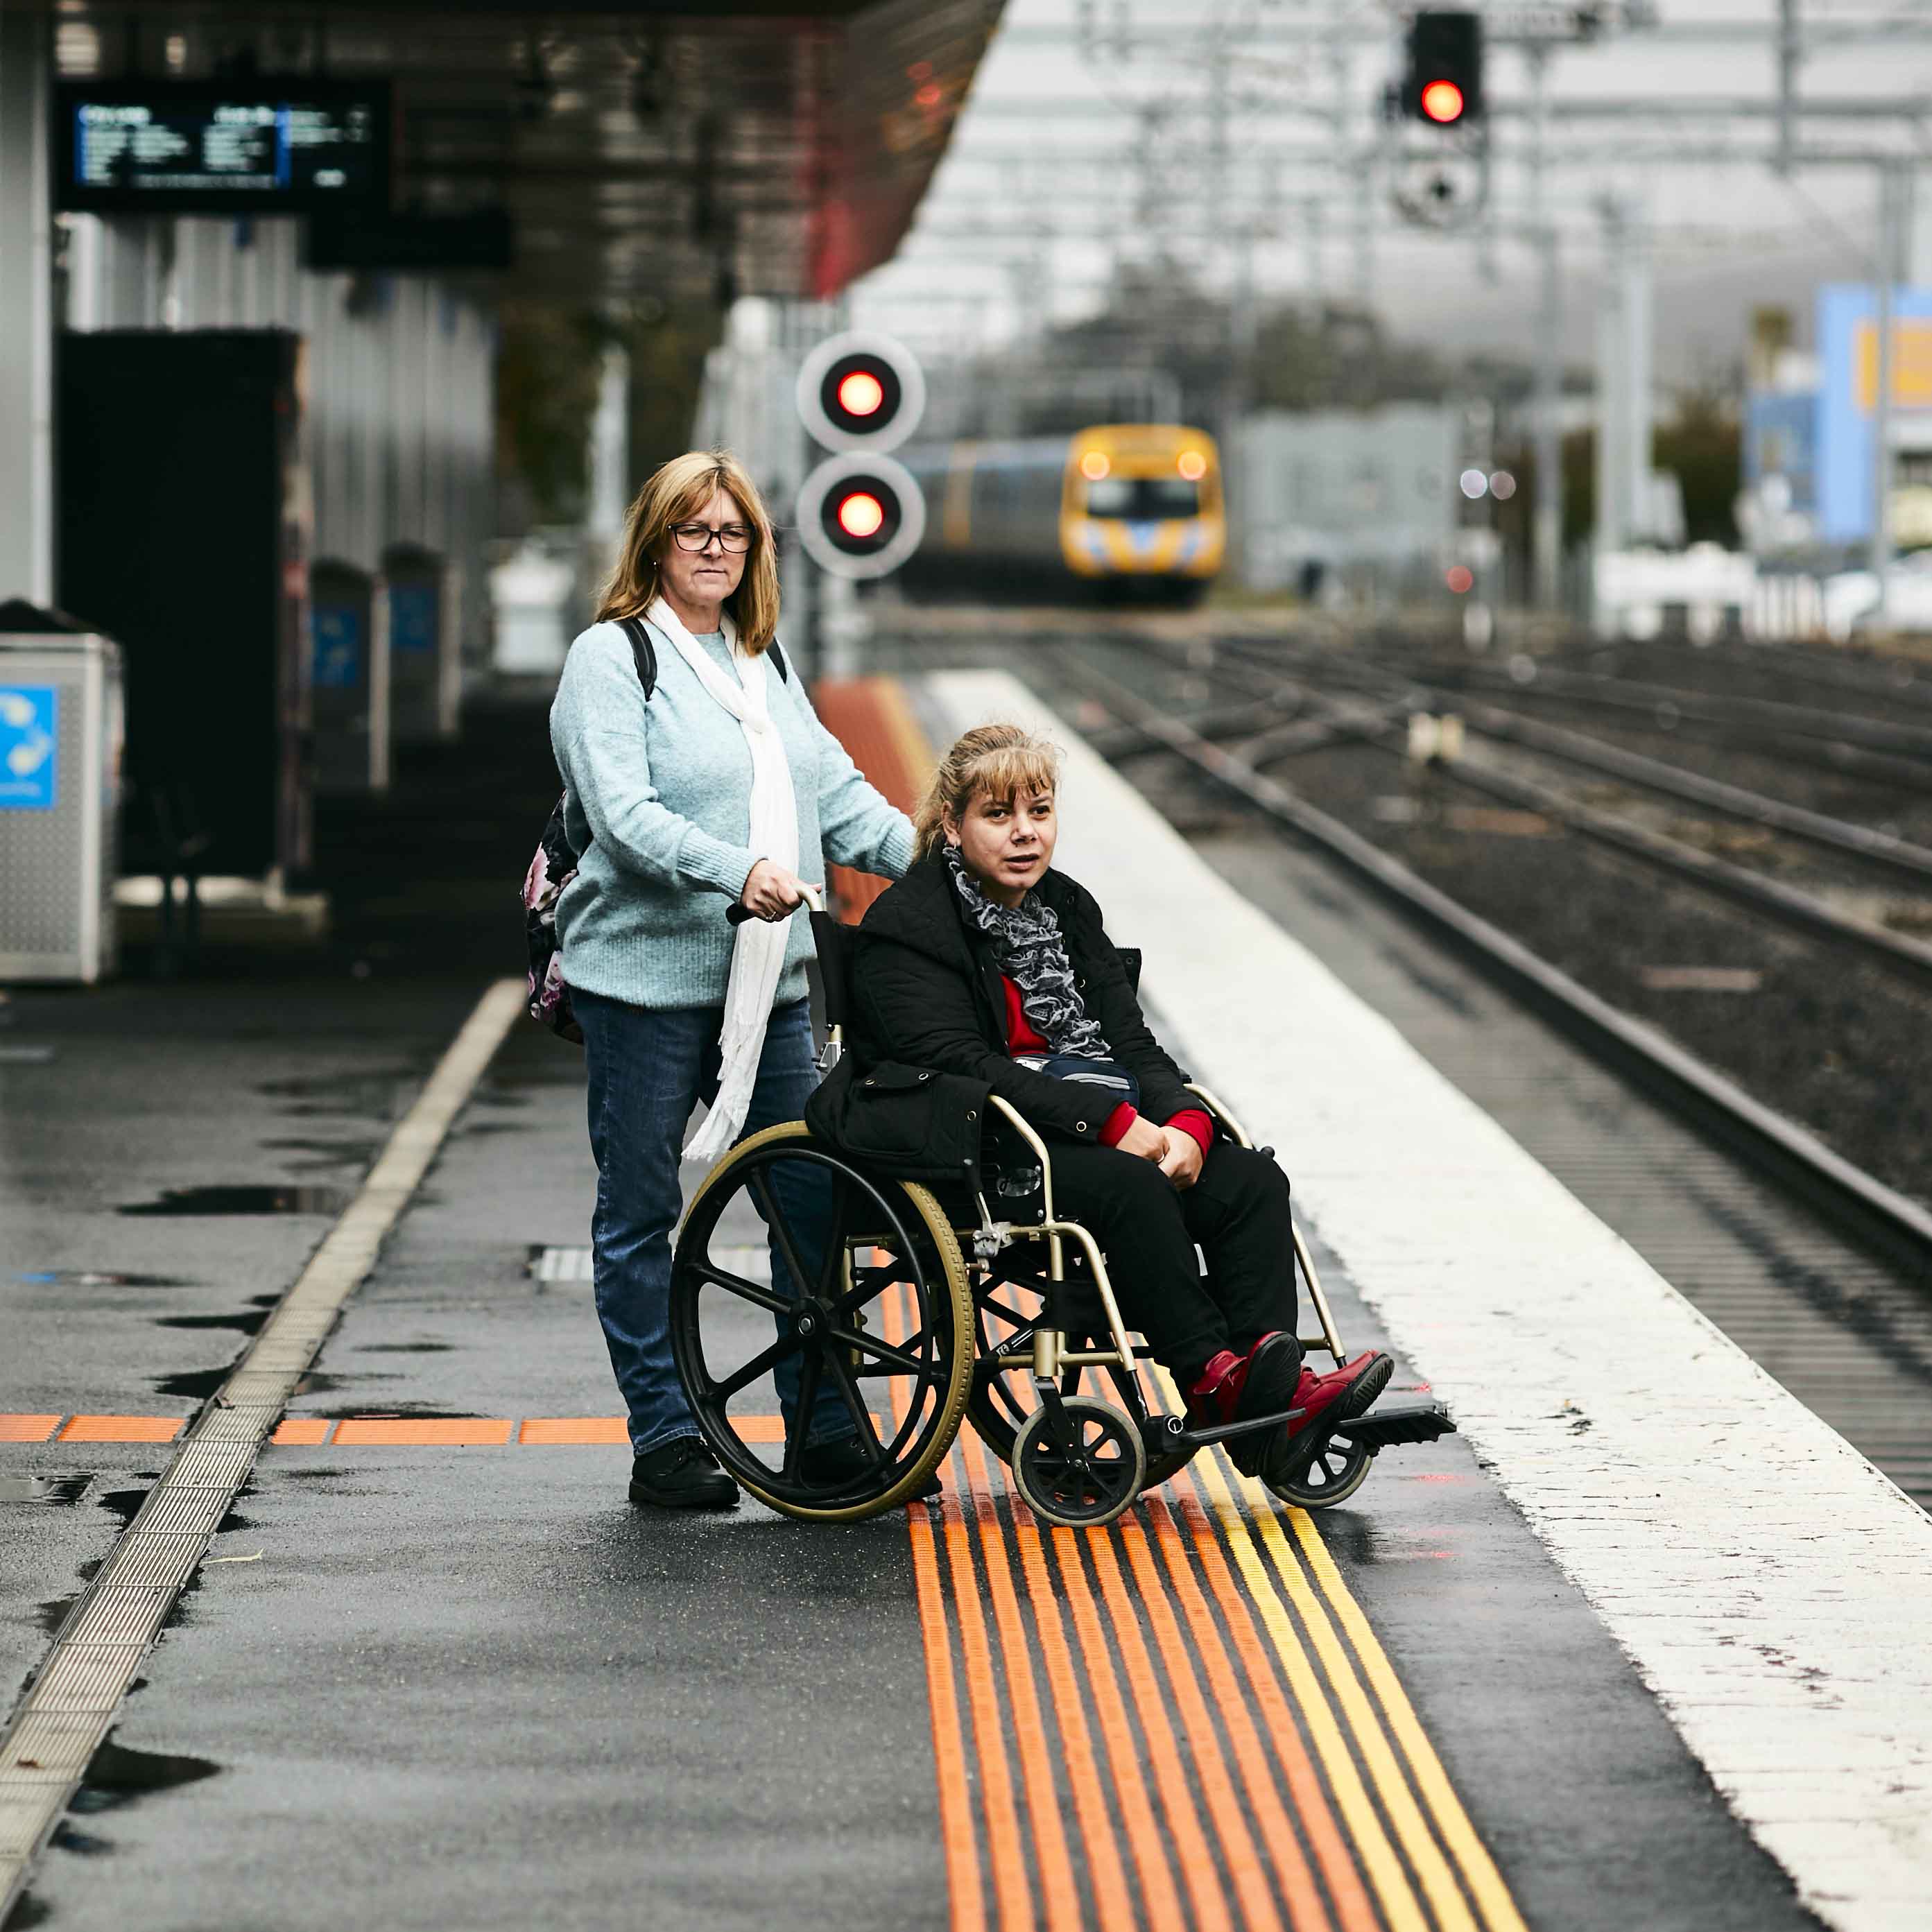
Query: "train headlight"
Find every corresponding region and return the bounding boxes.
[1178,449,1207,481]
[797,452,926,580]
[1080,451,1110,481]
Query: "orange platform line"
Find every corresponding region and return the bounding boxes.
[332,1417,516,1447]
[272,1418,333,1445]
[0,1414,62,1442]
[59,1414,185,1444]
[517,1416,629,1446]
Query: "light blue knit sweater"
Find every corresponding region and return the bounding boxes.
[548,619,914,1011]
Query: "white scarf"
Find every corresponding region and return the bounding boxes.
[646,596,800,1163]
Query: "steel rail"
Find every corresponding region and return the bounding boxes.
[1047,644,1932,1282]
[1221,631,1932,795]
[1203,631,1932,886]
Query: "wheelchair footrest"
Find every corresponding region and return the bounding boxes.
[1336,1400,1455,1450]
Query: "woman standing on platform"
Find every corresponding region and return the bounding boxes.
[549,451,914,1510]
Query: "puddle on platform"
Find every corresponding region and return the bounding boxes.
[97,1487,152,1527]
[151,1367,228,1401]
[155,1295,277,1337]
[351,1342,454,1355]
[118,1184,351,1218]
[69,1737,221,1815]
[35,1594,80,1636]
[12,1271,188,1288]
[309,1403,487,1421]
[3,1890,53,1928]
[0,1476,92,1506]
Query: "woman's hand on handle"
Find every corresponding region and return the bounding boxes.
[739,859,814,923]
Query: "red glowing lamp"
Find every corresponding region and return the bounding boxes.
[836,492,886,540]
[1421,79,1465,123]
[836,370,886,417]
[1445,564,1474,594]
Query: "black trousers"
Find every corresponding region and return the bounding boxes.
[1044,1139,1297,1385]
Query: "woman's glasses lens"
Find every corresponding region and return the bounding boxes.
[672,524,752,553]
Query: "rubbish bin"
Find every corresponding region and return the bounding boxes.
[309,559,391,795]
[383,542,458,745]
[0,601,123,983]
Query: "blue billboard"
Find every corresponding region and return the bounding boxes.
[0,686,58,811]
[1815,282,1932,542]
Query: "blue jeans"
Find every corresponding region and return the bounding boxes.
[574,991,853,1457]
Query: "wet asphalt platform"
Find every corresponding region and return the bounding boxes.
[0,681,1827,1931]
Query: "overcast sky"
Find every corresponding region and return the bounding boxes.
[849,1,1932,390]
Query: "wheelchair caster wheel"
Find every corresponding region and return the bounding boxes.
[1266,1430,1374,1510]
[1012,1397,1145,1528]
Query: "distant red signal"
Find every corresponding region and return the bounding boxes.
[836,371,885,417]
[836,491,886,540]
[1446,564,1474,594]
[1420,79,1465,123]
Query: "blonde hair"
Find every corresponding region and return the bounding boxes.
[913,723,1063,861]
[594,449,782,655]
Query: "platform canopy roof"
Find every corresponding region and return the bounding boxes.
[46,0,1004,302]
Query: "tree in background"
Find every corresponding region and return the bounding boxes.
[494,300,724,535]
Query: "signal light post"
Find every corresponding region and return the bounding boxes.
[793,331,926,674]
[1401,11,1484,128]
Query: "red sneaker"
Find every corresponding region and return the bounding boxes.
[1267,1352,1393,1485]
[1187,1331,1305,1476]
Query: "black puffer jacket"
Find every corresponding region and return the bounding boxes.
[848,849,1197,1144]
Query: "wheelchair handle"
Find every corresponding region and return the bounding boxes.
[727,880,826,925]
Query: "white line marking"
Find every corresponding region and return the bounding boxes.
[0,978,526,1916]
[924,669,1932,1932]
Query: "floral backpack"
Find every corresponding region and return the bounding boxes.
[522,616,787,1042]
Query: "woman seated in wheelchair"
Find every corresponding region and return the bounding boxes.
[852,723,1391,1485]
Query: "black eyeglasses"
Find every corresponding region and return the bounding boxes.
[670,521,754,553]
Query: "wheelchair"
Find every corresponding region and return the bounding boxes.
[669,890,1452,1528]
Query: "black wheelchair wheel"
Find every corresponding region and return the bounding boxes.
[965,1277,1193,1487]
[1265,1429,1374,1510]
[671,1123,973,1521]
[1010,1397,1146,1528]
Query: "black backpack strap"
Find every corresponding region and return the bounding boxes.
[770,641,791,683]
[617,615,657,699]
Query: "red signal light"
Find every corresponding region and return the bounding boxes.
[836,370,886,417]
[836,492,886,540]
[1421,79,1465,123]
[1446,564,1474,594]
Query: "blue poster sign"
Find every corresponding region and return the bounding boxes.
[390,583,437,655]
[311,602,364,689]
[0,685,58,811]
[1815,282,1932,542]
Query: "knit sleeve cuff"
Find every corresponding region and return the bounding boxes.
[1099,1103,1138,1148]
[879,816,916,882]
[676,827,759,899]
[1166,1108,1214,1158]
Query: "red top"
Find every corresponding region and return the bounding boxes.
[999,977,1212,1156]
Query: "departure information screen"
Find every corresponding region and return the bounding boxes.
[54,81,390,214]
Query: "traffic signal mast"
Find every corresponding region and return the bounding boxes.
[794,331,927,581]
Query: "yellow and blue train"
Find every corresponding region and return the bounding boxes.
[900,424,1225,601]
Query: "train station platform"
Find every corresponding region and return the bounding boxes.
[3,669,1931,1932]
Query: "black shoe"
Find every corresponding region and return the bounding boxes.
[630,1439,739,1510]
[797,1436,942,1501]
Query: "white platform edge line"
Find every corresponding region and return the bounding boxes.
[922,668,1932,1932]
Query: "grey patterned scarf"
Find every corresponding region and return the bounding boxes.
[945,845,1110,1058]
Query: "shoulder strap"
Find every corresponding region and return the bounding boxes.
[616,616,657,699]
[769,641,791,683]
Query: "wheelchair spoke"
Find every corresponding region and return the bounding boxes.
[782,1347,822,1483]
[816,1175,852,1300]
[691,1261,789,1317]
[825,1327,934,1382]
[832,1257,907,1323]
[711,1334,800,1404]
[822,1349,887,1465]
[976,1297,1037,1332]
[748,1170,817,1304]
